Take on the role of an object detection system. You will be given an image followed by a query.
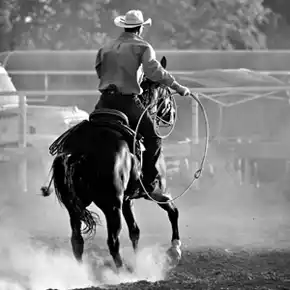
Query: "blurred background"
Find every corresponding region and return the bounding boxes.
[1,1,290,287]
[1,0,290,51]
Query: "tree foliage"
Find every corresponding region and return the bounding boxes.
[116,0,270,49]
[264,0,290,24]
[0,0,275,52]
[0,0,112,51]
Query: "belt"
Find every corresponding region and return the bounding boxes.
[100,84,137,98]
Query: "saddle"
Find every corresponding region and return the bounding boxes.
[89,108,144,159]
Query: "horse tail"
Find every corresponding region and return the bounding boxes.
[43,153,100,237]
[41,173,54,197]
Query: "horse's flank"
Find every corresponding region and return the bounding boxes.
[43,123,139,236]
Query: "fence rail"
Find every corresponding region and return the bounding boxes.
[3,50,290,71]
[1,86,290,97]
[2,69,290,192]
[3,70,290,76]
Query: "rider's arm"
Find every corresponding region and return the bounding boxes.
[142,44,188,95]
[141,44,175,87]
[95,49,102,78]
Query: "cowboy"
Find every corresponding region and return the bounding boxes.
[95,10,191,195]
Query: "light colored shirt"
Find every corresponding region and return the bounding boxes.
[95,32,175,95]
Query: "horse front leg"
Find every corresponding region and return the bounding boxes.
[146,192,181,264]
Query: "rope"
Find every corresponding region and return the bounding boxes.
[133,92,210,204]
[153,92,178,139]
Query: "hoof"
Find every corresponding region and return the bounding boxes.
[166,239,182,267]
[171,239,182,249]
[124,263,134,273]
[166,247,182,265]
[77,257,83,264]
[112,263,134,274]
[73,255,83,264]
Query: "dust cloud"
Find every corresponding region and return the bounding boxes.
[1,141,290,289]
[0,161,171,290]
[133,154,290,252]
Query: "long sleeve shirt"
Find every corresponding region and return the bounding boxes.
[95,32,175,95]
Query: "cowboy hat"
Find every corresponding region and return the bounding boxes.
[114,10,152,28]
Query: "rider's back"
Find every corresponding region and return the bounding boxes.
[97,32,150,95]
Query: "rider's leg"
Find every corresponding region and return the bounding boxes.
[126,98,164,193]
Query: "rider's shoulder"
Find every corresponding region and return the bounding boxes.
[133,38,156,57]
[99,38,115,50]
[137,37,152,49]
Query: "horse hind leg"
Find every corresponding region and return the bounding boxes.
[101,201,123,268]
[122,199,140,252]
[52,153,96,263]
[69,212,84,263]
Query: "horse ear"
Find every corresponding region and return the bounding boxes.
[160,56,167,69]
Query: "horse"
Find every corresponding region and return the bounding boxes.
[41,56,181,270]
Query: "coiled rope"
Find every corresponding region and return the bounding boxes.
[133,92,210,204]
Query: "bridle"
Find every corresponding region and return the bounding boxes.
[139,78,177,135]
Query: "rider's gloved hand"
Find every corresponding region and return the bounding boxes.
[178,85,191,96]
[170,81,191,96]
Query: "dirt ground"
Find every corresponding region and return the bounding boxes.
[1,163,290,290]
[77,248,290,290]
[40,239,290,290]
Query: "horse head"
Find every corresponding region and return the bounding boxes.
[140,56,176,127]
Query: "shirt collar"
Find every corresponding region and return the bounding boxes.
[119,32,143,41]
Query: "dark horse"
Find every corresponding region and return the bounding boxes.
[41,56,181,269]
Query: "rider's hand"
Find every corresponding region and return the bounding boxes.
[171,81,191,97]
[179,86,191,97]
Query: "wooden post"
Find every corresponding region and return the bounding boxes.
[217,106,223,144]
[18,93,27,192]
[253,161,260,188]
[237,158,243,186]
[244,158,252,185]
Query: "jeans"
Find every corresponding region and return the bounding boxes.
[95,92,162,189]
